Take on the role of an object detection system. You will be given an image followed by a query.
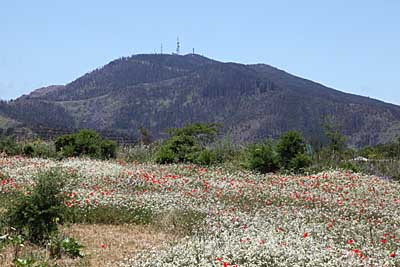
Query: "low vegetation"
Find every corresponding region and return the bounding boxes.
[1,156,400,266]
[55,129,117,159]
[1,123,400,266]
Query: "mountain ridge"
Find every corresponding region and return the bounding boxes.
[1,53,399,147]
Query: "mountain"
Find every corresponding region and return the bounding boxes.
[1,53,400,147]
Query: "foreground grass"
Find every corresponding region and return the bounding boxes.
[0,224,175,267]
[64,224,176,267]
[1,156,400,266]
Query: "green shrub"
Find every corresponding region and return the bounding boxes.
[211,136,240,163]
[196,149,217,166]
[339,161,362,173]
[100,140,118,159]
[155,145,176,164]
[288,153,312,173]
[60,237,84,258]
[120,144,159,163]
[277,131,307,169]
[243,141,279,174]
[22,141,57,158]
[54,134,76,157]
[14,257,36,267]
[22,144,35,156]
[5,169,67,245]
[156,123,220,164]
[0,135,21,155]
[55,129,117,159]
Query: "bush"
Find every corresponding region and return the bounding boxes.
[211,136,240,163]
[243,141,279,174]
[55,129,117,159]
[156,123,220,164]
[158,135,201,163]
[22,140,57,158]
[0,135,21,155]
[155,145,176,164]
[339,161,362,173]
[288,153,312,173]
[196,149,217,166]
[120,144,159,163]
[60,237,84,258]
[5,169,67,245]
[276,131,308,169]
[22,144,35,156]
[100,140,118,159]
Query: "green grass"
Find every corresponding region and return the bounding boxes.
[64,206,154,225]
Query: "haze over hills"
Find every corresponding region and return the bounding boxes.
[1,53,400,147]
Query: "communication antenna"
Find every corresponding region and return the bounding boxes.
[192,48,195,54]
[161,43,163,54]
[176,36,180,55]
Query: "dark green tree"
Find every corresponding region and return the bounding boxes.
[322,116,347,154]
[55,129,117,159]
[138,126,153,145]
[244,140,279,173]
[276,131,310,171]
[167,123,220,146]
[156,123,220,164]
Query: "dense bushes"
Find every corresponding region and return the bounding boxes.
[155,123,220,165]
[22,140,57,158]
[119,144,159,163]
[0,135,21,155]
[4,124,400,178]
[276,131,307,169]
[243,141,279,173]
[244,131,312,174]
[359,137,400,160]
[1,129,117,160]
[55,129,117,159]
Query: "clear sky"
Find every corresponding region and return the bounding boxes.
[1,0,399,104]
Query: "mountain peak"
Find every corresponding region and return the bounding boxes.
[2,53,400,147]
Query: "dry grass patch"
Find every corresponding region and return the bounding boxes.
[0,224,177,267]
[64,224,177,267]
[0,243,88,267]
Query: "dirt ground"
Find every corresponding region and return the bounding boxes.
[0,224,176,267]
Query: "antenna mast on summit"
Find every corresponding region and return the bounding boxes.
[176,37,180,55]
[161,43,163,54]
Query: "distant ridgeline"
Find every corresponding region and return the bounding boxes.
[1,53,400,148]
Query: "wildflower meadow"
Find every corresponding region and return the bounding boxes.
[1,155,400,266]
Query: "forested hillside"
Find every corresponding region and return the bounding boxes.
[1,53,400,147]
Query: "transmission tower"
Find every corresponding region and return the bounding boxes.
[176,37,180,55]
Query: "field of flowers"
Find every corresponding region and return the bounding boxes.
[1,156,400,266]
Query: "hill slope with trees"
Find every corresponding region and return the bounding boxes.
[1,53,400,147]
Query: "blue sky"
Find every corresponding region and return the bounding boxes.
[1,0,399,104]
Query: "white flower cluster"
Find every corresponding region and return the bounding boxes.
[1,156,400,266]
